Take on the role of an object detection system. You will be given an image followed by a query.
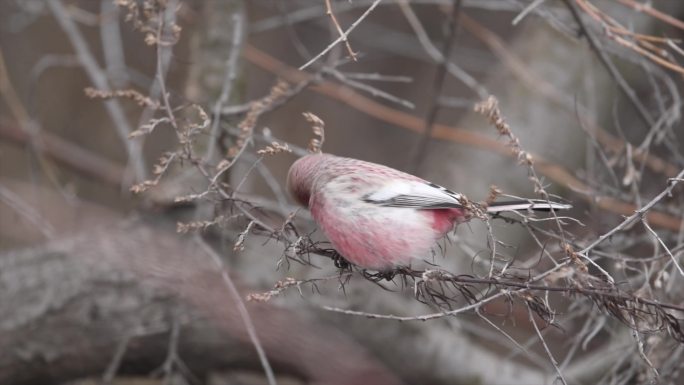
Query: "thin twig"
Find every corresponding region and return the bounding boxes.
[398,0,488,100]
[195,237,278,385]
[527,306,568,385]
[643,218,684,278]
[0,184,56,238]
[616,0,684,31]
[629,314,660,380]
[155,10,178,131]
[206,10,245,163]
[562,0,655,131]
[325,0,357,61]
[512,0,547,26]
[100,0,129,88]
[133,0,178,180]
[580,169,684,255]
[408,0,463,172]
[299,0,383,70]
[45,0,147,183]
[324,67,415,109]
[101,336,131,384]
[0,123,125,186]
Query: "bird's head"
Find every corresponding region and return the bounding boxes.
[287,153,330,207]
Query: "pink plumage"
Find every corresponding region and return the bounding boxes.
[287,153,570,270]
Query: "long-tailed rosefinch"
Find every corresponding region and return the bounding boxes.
[287,153,570,270]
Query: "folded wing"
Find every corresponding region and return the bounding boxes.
[362,181,572,213]
[362,180,465,209]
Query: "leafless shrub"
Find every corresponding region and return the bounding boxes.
[4,1,684,384]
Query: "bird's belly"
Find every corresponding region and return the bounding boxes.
[314,204,448,270]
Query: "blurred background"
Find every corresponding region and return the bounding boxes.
[2,1,684,384]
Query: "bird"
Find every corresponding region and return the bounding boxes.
[287,153,571,270]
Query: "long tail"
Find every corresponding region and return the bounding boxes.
[486,199,571,213]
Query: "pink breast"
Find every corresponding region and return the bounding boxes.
[313,203,464,270]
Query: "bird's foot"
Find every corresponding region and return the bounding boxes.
[331,251,350,269]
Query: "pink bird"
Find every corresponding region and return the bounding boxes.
[287,153,571,270]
